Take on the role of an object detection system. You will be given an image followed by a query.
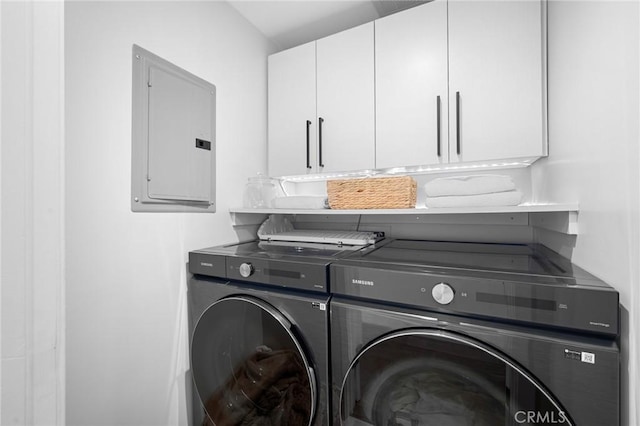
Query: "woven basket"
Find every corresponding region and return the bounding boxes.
[327,176,417,209]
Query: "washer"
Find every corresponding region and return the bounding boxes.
[330,239,620,426]
[188,240,364,426]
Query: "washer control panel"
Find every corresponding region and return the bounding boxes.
[432,282,455,305]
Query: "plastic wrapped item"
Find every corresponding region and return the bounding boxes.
[257,215,294,239]
[242,174,282,208]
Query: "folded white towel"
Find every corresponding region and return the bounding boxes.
[271,195,329,209]
[425,190,523,208]
[424,175,516,197]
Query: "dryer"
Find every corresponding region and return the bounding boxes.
[330,239,620,426]
[188,240,364,426]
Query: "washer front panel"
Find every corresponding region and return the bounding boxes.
[191,296,316,426]
[339,330,571,426]
[330,297,619,426]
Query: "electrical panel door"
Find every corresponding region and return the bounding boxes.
[132,45,216,212]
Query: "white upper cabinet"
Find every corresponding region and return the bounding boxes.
[316,22,375,173]
[268,23,375,177]
[375,0,546,169]
[268,41,316,177]
[448,0,546,163]
[268,1,546,177]
[375,1,449,169]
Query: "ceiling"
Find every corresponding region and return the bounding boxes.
[228,0,427,51]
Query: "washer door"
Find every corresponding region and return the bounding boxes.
[340,330,572,426]
[191,296,316,426]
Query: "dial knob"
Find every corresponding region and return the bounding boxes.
[239,262,254,278]
[432,282,455,305]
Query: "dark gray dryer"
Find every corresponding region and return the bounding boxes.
[330,239,620,426]
[187,240,363,426]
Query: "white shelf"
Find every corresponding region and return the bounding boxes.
[229,203,579,235]
[230,203,578,216]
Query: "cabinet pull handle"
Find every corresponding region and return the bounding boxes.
[456,91,461,155]
[318,117,325,168]
[436,96,441,157]
[306,120,312,169]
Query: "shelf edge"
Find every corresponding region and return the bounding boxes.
[229,203,579,216]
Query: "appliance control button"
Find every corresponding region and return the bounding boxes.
[239,262,254,278]
[432,282,455,305]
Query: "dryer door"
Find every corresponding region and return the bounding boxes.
[191,296,316,426]
[340,330,572,426]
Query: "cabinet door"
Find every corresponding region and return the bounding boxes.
[316,23,375,173]
[268,41,317,177]
[448,0,546,163]
[375,1,449,169]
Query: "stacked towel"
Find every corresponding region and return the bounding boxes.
[424,174,516,197]
[424,175,523,208]
[425,191,523,208]
[271,195,329,209]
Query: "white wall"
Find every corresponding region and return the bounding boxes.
[532,1,639,425]
[1,1,65,425]
[65,2,273,425]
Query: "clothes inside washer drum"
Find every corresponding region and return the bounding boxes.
[201,347,311,426]
[373,369,505,426]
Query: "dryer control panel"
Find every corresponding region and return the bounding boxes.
[330,239,619,337]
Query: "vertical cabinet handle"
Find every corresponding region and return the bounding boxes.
[318,117,325,168]
[436,96,441,157]
[456,91,461,155]
[306,120,312,169]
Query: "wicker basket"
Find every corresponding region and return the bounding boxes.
[327,176,417,209]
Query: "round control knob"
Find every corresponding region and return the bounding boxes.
[239,262,254,278]
[432,282,455,305]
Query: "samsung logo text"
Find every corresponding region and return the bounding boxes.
[352,279,374,286]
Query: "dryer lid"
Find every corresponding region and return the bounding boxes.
[351,240,577,278]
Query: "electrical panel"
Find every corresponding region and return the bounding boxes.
[131,44,216,212]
